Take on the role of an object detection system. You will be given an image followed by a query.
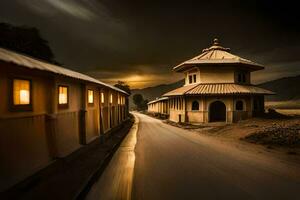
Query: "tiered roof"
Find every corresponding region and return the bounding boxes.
[163,83,274,97]
[174,38,264,72]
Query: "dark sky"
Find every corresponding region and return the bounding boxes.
[0,0,299,88]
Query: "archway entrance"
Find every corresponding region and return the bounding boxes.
[209,101,226,122]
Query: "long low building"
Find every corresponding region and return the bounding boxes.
[0,48,129,191]
[147,97,169,115]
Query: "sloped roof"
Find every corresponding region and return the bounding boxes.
[174,39,264,72]
[0,48,128,95]
[162,84,198,96]
[163,83,274,96]
[147,97,169,105]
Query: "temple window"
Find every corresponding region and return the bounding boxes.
[253,99,259,110]
[242,74,246,82]
[189,75,193,84]
[236,100,244,111]
[238,74,242,82]
[238,72,246,83]
[192,101,199,111]
[193,74,197,83]
[188,73,197,84]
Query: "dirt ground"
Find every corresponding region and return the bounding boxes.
[165,116,300,165]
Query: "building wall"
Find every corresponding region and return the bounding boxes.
[232,96,252,121]
[54,78,82,157]
[168,95,252,123]
[148,100,169,114]
[199,68,235,84]
[183,67,252,85]
[158,94,264,124]
[168,97,185,122]
[184,95,256,123]
[186,96,204,123]
[184,68,200,85]
[0,65,53,191]
[0,62,129,192]
[100,87,110,133]
[85,84,100,144]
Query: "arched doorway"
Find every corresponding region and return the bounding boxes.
[209,101,226,122]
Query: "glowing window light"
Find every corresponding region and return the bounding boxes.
[13,79,30,105]
[88,90,94,104]
[20,90,30,104]
[110,94,113,104]
[101,92,104,103]
[58,86,68,105]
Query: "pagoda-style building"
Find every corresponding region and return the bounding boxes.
[148,38,274,123]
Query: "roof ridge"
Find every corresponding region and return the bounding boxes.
[0,48,128,95]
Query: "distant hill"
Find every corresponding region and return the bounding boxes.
[129,79,184,109]
[258,75,300,102]
[130,75,300,109]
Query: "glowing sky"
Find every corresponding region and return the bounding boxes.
[0,0,299,89]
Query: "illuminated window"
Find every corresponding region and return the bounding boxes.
[58,86,68,107]
[13,79,31,105]
[88,90,94,104]
[101,92,105,103]
[110,94,113,104]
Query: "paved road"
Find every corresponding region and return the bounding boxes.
[87,113,300,200]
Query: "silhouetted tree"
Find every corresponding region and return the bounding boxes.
[114,81,131,95]
[0,23,60,65]
[133,94,148,111]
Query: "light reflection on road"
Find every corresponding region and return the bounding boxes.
[86,114,139,200]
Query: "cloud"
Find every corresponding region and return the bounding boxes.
[2,1,300,89]
[18,0,108,21]
[86,65,182,89]
[44,0,96,20]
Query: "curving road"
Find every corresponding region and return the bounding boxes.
[87,113,300,200]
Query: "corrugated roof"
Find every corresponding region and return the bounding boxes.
[174,38,264,72]
[0,48,128,95]
[163,83,275,96]
[147,97,169,104]
[162,84,198,96]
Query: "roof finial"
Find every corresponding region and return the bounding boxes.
[213,38,219,46]
[202,38,230,53]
